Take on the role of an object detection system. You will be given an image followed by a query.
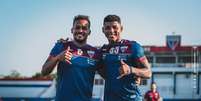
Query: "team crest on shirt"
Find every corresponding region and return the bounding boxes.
[120,46,128,53]
[87,50,95,58]
[77,49,83,56]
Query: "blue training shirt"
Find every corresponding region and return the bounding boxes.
[50,41,101,101]
[101,39,145,101]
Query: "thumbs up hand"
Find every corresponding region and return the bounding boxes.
[117,60,131,79]
[64,46,73,64]
[56,46,72,64]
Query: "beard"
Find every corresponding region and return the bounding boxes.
[74,34,87,44]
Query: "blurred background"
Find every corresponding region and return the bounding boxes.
[0,0,200,101]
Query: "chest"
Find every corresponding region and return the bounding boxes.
[102,44,133,63]
[62,44,99,68]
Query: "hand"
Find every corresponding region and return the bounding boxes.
[117,60,131,79]
[57,46,72,64]
[57,37,71,43]
[64,46,73,64]
[134,76,141,85]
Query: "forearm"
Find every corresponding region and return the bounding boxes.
[41,56,59,76]
[132,57,152,78]
[130,66,152,78]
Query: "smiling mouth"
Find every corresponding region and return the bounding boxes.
[78,35,83,38]
[75,32,84,36]
[108,34,116,38]
[108,35,114,39]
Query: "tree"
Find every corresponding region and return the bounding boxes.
[4,70,21,78]
[9,70,21,78]
[32,72,43,78]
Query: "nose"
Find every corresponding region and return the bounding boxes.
[77,29,87,35]
[78,28,84,32]
[108,27,115,33]
[107,28,117,36]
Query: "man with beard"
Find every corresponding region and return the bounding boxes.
[41,15,101,101]
[100,15,152,101]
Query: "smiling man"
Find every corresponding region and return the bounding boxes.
[41,15,101,101]
[100,15,152,101]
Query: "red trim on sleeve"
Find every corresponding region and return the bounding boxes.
[135,56,146,62]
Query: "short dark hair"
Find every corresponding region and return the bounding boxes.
[151,82,156,85]
[73,15,90,27]
[103,15,121,24]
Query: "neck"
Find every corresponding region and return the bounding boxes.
[109,38,121,44]
[73,40,87,47]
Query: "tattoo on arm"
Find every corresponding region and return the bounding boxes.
[133,56,152,78]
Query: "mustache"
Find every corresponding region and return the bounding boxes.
[106,33,118,36]
[78,32,84,34]
[74,32,89,35]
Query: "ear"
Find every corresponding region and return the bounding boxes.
[88,29,91,35]
[120,26,123,32]
[102,27,105,33]
[71,28,73,34]
[102,27,107,37]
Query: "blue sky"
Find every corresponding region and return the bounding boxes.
[0,0,201,76]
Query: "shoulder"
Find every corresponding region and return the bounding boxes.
[100,44,109,52]
[130,41,142,48]
[63,41,74,48]
[122,39,144,54]
[55,39,73,45]
[52,40,73,51]
[101,44,109,48]
[131,41,144,52]
[52,41,64,49]
[120,39,130,44]
[120,39,141,47]
[49,41,66,56]
[85,44,98,51]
